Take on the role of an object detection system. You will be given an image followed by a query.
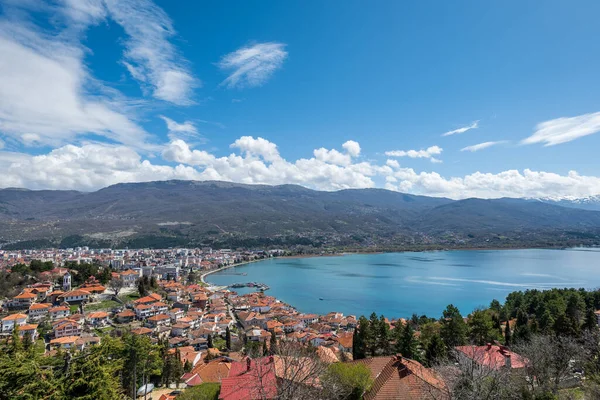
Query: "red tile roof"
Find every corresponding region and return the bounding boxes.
[455,344,527,370]
[219,357,278,400]
[352,355,449,400]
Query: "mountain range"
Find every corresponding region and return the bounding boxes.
[1,180,599,250]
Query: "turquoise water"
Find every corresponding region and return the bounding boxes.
[206,249,600,319]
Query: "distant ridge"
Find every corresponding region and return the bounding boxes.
[0,180,599,249]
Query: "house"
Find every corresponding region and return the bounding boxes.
[49,306,71,320]
[116,309,136,323]
[151,301,169,314]
[53,319,82,338]
[455,343,528,370]
[86,311,109,327]
[11,291,38,308]
[28,303,51,320]
[18,324,39,341]
[146,313,171,328]
[120,269,140,286]
[171,322,191,337]
[2,313,28,333]
[336,332,353,353]
[59,289,92,304]
[352,355,449,400]
[191,358,232,383]
[219,357,278,400]
[169,308,185,323]
[135,304,155,319]
[246,328,271,342]
[50,335,80,350]
[131,327,153,336]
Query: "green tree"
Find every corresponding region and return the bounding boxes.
[177,383,221,400]
[207,335,213,349]
[468,309,500,345]
[270,331,278,355]
[424,334,447,367]
[225,326,232,350]
[513,309,531,343]
[398,323,421,361]
[352,316,369,360]
[584,308,599,332]
[321,362,373,400]
[440,304,467,348]
[368,312,380,356]
[376,315,391,356]
[504,322,512,346]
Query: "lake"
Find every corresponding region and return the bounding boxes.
[206,248,600,319]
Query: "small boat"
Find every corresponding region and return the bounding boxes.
[319,297,324,301]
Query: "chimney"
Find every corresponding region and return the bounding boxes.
[268,356,274,364]
[395,353,403,362]
[486,343,492,350]
[246,357,251,371]
[504,354,512,369]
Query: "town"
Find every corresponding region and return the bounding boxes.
[2,246,600,399]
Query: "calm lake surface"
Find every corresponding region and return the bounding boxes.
[206,249,600,319]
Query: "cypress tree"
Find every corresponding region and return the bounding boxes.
[584,308,599,331]
[504,322,511,346]
[207,335,213,349]
[225,326,232,350]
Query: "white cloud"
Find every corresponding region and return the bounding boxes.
[159,115,201,142]
[442,121,479,137]
[342,140,361,157]
[385,146,443,163]
[461,141,507,152]
[0,19,153,149]
[0,143,202,190]
[218,42,287,89]
[384,168,600,200]
[103,0,199,105]
[522,112,600,146]
[1,137,600,201]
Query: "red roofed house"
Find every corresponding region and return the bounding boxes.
[352,355,449,400]
[219,357,278,400]
[11,291,37,308]
[455,343,528,371]
[53,319,82,338]
[49,306,71,320]
[86,311,109,327]
[120,269,140,286]
[59,289,92,304]
[18,324,39,341]
[2,313,28,333]
[28,303,51,320]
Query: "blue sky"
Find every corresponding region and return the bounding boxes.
[1,0,600,199]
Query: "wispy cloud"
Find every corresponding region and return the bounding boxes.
[521,111,600,146]
[160,115,201,142]
[385,146,442,163]
[442,120,479,137]
[104,0,199,105]
[0,10,153,150]
[461,141,507,152]
[218,42,288,89]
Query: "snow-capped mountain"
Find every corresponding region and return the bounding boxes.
[537,195,600,211]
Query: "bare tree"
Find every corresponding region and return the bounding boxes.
[108,278,125,297]
[513,334,584,396]
[435,349,521,400]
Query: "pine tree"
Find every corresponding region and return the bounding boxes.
[424,334,447,367]
[353,317,369,360]
[584,308,599,331]
[513,309,531,343]
[225,326,232,350]
[207,335,213,349]
[398,323,420,361]
[377,315,391,356]
[368,312,379,356]
[440,304,467,348]
[262,339,268,357]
